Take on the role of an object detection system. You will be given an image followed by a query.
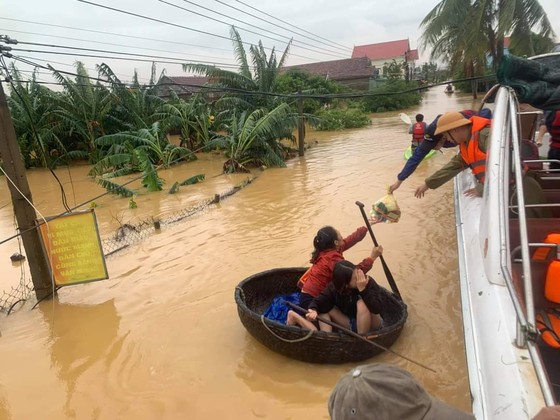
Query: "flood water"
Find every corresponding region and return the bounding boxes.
[0,89,479,419]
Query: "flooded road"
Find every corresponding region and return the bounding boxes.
[0,89,479,419]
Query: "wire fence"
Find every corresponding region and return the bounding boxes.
[0,175,256,314]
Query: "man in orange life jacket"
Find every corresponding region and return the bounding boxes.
[414,112,490,198]
[536,110,560,170]
[414,113,550,218]
[409,114,427,151]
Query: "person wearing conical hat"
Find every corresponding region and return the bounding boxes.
[414,111,491,199]
[414,112,550,218]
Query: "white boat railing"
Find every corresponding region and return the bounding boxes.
[499,87,555,405]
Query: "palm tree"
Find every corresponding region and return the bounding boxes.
[182,26,292,111]
[421,0,554,76]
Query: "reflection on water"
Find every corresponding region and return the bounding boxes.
[0,89,479,418]
[41,300,121,418]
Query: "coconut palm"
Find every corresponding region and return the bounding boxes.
[183,26,291,111]
[208,102,298,173]
[421,0,554,75]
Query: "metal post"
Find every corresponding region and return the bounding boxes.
[297,90,305,157]
[0,81,52,300]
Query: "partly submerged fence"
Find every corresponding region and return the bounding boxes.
[0,176,256,314]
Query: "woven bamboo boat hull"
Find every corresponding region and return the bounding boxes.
[235,267,408,364]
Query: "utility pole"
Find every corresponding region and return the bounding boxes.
[0,81,52,300]
[297,90,305,157]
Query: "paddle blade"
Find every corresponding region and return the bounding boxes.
[399,113,412,125]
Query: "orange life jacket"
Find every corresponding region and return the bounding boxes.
[537,309,560,348]
[412,122,425,145]
[536,255,560,348]
[533,233,560,261]
[459,116,491,183]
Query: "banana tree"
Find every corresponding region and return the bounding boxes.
[90,122,191,177]
[7,65,66,167]
[49,61,114,162]
[209,103,298,173]
[155,91,212,150]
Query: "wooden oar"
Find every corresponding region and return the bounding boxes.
[356,201,402,300]
[286,302,436,373]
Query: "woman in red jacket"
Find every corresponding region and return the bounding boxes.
[287,226,382,329]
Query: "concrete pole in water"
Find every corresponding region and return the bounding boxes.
[297,90,305,156]
[0,81,53,300]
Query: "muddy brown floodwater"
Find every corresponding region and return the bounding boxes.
[0,88,479,419]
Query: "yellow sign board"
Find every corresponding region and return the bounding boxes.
[38,210,108,286]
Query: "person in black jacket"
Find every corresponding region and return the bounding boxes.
[306,260,383,334]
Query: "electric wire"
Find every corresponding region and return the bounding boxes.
[1,28,239,65]
[74,0,333,63]
[233,0,353,51]
[0,17,234,53]
[13,41,239,68]
[7,53,496,101]
[159,0,348,57]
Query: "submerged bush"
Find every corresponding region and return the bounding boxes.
[361,80,422,113]
[314,108,371,131]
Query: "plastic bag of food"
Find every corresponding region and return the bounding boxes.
[370,192,401,223]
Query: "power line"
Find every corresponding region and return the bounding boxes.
[74,0,331,63]
[161,0,348,57]
[0,17,233,53]
[0,28,239,65]
[14,41,238,68]
[233,0,353,52]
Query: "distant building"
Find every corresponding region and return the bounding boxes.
[352,39,418,78]
[281,56,376,91]
[155,75,222,100]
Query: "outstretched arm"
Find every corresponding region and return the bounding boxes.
[390,141,437,193]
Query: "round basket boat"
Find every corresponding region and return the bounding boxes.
[234,267,408,364]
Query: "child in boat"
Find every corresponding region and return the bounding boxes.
[295,225,382,309]
[288,260,384,334]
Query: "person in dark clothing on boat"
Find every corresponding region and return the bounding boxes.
[288,260,383,334]
[536,110,560,170]
[328,363,560,420]
[389,109,493,194]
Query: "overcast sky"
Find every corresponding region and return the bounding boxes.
[1,0,560,85]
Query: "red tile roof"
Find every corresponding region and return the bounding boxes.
[282,57,375,80]
[352,39,413,61]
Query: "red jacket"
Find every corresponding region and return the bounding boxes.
[301,227,373,297]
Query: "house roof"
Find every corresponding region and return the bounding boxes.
[352,39,414,61]
[156,75,210,97]
[282,56,375,80]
